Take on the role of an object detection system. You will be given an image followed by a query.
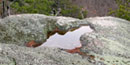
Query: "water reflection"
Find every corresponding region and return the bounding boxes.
[40,26,93,49]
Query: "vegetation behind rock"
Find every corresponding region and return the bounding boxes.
[109,0,130,21]
[0,0,129,21]
[10,0,87,19]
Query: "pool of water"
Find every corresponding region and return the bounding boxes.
[40,26,93,49]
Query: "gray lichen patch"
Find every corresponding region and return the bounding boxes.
[0,14,82,46]
[0,14,130,65]
[0,43,93,65]
[80,16,130,65]
[90,53,130,65]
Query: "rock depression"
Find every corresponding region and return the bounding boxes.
[0,14,130,65]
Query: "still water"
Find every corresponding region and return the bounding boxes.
[40,26,93,49]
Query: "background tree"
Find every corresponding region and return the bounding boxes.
[1,0,10,18]
[0,0,15,18]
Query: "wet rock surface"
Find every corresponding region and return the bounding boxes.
[0,14,130,65]
[41,26,93,49]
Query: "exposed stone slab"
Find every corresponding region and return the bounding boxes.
[0,43,93,65]
[80,17,130,65]
[0,14,81,46]
[0,14,130,65]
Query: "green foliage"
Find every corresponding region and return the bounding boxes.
[61,5,83,19]
[11,0,87,19]
[11,0,54,15]
[109,0,130,21]
[51,0,87,19]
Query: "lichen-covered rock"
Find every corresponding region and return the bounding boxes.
[0,43,93,65]
[0,14,52,46]
[55,16,82,30]
[80,17,130,65]
[0,14,130,65]
[0,14,81,46]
